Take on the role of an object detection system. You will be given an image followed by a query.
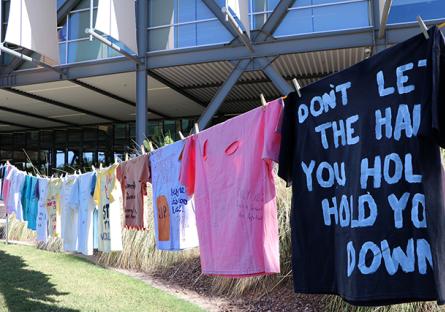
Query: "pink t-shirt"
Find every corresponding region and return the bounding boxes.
[116,154,150,229]
[180,99,283,277]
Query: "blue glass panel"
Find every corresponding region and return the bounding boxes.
[197,0,214,19]
[275,1,369,37]
[388,0,445,24]
[177,24,197,48]
[58,26,67,42]
[197,20,232,45]
[148,27,173,51]
[68,10,97,40]
[59,42,67,64]
[68,39,106,63]
[149,0,174,27]
[178,0,197,23]
[75,0,98,10]
[313,2,369,32]
[274,9,314,36]
[57,0,65,9]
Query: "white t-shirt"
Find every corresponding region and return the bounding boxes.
[76,172,96,255]
[6,168,26,221]
[60,175,79,252]
[150,140,199,250]
[36,178,49,242]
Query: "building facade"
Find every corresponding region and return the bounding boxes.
[0,0,443,173]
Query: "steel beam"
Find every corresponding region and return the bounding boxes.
[3,21,445,88]
[198,59,251,129]
[378,0,392,39]
[70,79,169,118]
[135,0,148,145]
[256,58,292,95]
[3,87,121,122]
[57,0,82,24]
[0,119,36,129]
[0,105,77,126]
[254,0,296,42]
[201,0,238,39]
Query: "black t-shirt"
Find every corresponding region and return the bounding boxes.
[278,26,445,306]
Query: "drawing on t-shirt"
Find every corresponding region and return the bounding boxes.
[156,195,170,241]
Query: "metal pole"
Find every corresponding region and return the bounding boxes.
[135,0,148,145]
[89,0,93,41]
[85,28,142,64]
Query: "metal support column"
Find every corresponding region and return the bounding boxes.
[136,0,148,145]
[198,59,251,129]
[257,58,293,96]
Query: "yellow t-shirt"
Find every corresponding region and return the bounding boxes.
[93,164,123,252]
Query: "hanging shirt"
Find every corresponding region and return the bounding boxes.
[60,175,79,252]
[5,168,26,221]
[116,154,150,229]
[0,164,7,200]
[150,140,199,251]
[21,175,39,230]
[36,178,49,242]
[93,165,123,252]
[75,171,96,256]
[1,165,10,205]
[278,27,445,305]
[180,99,283,277]
[46,178,63,237]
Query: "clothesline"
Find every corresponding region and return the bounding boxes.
[1,26,445,307]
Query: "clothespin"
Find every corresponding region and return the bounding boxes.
[260,93,267,106]
[148,141,154,153]
[99,163,103,170]
[292,78,302,98]
[417,16,430,39]
[194,123,200,134]
[178,131,185,140]
[92,165,96,171]
[141,144,146,155]
[124,153,129,161]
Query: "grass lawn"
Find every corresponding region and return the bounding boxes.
[0,244,204,312]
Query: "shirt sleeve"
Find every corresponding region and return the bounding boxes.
[278,92,298,187]
[179,136,196,196]
[91,173,99,204]
[262,98,284,162]
[140,154,150,196]
[431,27,445,148]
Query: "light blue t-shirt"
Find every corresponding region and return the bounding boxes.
[150,140,199,251]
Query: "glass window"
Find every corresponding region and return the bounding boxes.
[178,0,196,23]
[68,10,96,41]
[98,151,106,164]
[197,20,232,45]
[388,0,445,24]
[149,0,175,27]
[148,27,174,51]
[75,0,98,10]
[148,0,233,51]
[82,152,94,167]
[56,150,66,168]
[68,39,107,63]
[177,24,196,48]
[275,0,369,37]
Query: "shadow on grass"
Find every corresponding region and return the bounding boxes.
[0,250,78,312]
